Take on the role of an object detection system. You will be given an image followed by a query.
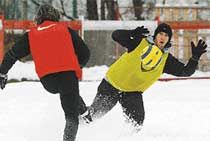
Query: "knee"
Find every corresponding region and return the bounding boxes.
[47,88,58,94]
[42,84,58,94]
[60,94,79,117]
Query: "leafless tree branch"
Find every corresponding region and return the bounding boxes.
[31,0,74,20]
[59,0,74,20]
[31,0,40,7]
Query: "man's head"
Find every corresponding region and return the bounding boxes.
[34,4,60,25]
[153,23,172,50]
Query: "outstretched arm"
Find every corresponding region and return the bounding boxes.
[163,39,207,76]
[164,54,198,76]
[112,26,149,52]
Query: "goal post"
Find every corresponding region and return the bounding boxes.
[0,15,4,63]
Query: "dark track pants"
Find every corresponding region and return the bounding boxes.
[90,79,145,126]
[40,71,84,141]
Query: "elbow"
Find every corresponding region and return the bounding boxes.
[111,30,119,41]
[79,51,90,68]
[182,70,195,77]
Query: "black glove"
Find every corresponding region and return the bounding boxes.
[191,39,207,61]
[0,73,8,90]
[131,26,150,39]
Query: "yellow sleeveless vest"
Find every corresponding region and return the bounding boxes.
[106,38,169,92]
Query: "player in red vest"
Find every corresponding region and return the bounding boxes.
[0,4,90,141]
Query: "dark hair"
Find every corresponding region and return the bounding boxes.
[34,4,60,25]
[154,23,172,42]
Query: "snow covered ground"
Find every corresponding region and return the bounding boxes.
[0,61,210,141]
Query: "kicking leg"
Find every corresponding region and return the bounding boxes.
[88,79,120,120]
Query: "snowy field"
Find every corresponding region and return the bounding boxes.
[0,61,210,141]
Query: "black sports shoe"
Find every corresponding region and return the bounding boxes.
[81,109,93,124]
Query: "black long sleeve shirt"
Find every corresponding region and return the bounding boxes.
[112,29,198,77]
[0,28,90,74]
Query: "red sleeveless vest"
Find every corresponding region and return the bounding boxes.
[28,21,82,79]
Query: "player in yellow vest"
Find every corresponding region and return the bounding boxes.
[81,23,207,131]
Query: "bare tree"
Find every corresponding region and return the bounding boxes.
[31,0,40,6]
[86,0,98,20]
[22,0,27,20]
[163,0,166,4]
[31,0,53,5]
[101,0,117,20]
[132,0,144,20]
[30,0,74,20]
[1,0,21,19]
[60,0,74,20]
